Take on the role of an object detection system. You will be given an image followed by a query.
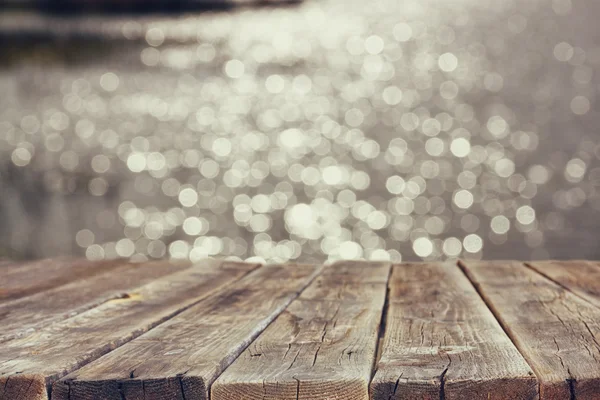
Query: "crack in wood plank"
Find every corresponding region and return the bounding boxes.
[52,263,322,400]
[1,261,261,400]
[212,261,390,400]
[372,262,537,400]
[459,260,600,399]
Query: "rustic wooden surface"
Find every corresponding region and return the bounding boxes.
[526,261,600,309]
[53,264,320,400]
[371,262,537,400]
[0,259,258,400]
[461,260,600,400]
[1,259,600,400]
[0,257,130,302]
[0,259,189,342]
[212,261,390,400]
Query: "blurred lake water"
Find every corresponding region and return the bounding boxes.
[0,0,599,263]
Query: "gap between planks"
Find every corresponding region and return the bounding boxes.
[0,260,263,400]
[456,260,544,399]
[524,261,600,310]
[372,262,537,400]
[459,260,600,399]
[4,260,600,400]
[372,264,394,380]
[211,261,392,400]
[0,261,535,400]
[0,259,192,343]
[52,263,325,400]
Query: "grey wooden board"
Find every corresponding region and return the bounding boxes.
[527,260,600,309]
[0,260,258,400]
[212,261,391,400]
[461,260,600,399]
[5,259,600,400]
[52,263,321,400]
[0,259,189,342]
[0,257,131,302]
[371,262,537,400]
[317,260,390,283]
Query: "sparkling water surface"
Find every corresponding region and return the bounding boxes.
[0,0,599,263]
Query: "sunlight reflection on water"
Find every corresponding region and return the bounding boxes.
[0,0,599,263]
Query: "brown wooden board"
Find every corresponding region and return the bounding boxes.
[0,257,132,302]
[371,262,537,400]
[460,260,600,399]
[0,260,259,400]
[0,259,189,342]
[52,263,321,400]
[527,260,600,309]
[316,260,390,284]
[212,261,391,400]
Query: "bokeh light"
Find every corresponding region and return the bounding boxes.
[0,0,599,263]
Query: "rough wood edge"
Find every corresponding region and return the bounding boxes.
[52,262,323,400]
[371,262,539,400]
[524,261,600,310]
[1,260,262,400]
[456,260,544,400]
[0,259,195,343]
[0,258,131,302]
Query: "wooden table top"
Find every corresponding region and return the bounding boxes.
[1,258,599,399]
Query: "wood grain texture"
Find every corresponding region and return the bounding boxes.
[526,260,600,309]
[317,260,390,283]
[52,263,321,400]
[212,261,391,400]
[461,260,600,400]
[0,260,258,400]
[0,257,131,302]
[0,259,190,342]
[371,262,537,400]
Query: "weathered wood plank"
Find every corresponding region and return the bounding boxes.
[0,257,131,302]
[461,260,600,399]
[527,260,600,309]
[52,263,321,400]
[0,260,259,400]
[0,259,190,342]
[299,260,390,302]
[371,263,537,400]
[212,261,391,400]
[318,260,390,283]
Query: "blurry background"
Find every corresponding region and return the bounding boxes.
[0,0,599,264]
